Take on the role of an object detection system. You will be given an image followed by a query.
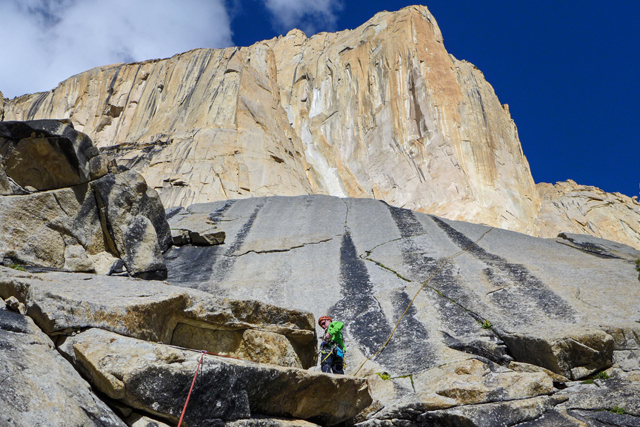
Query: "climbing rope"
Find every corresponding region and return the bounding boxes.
[352,226,494,376]
[171,345,251,427]
[177,350,206,427]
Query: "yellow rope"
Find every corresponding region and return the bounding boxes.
[352,226,494,376]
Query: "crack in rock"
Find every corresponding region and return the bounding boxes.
[228,237,338,257]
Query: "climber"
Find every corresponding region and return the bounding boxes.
[318,315,345,374]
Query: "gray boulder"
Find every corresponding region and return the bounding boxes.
[0,304,125,427]
[92,170,172,279]
[67,328,372,426]
[0,266,317,369]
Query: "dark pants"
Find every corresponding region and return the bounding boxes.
[321,352,344,374]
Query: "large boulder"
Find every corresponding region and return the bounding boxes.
[64,328,372,426]
[0,120,107,193]
[0,266,317,369]
[0,303,126,427]
[91,170,172,279]
[0,120,170,278]
[0,183,112,271]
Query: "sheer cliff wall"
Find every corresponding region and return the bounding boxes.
[3,5,639,248]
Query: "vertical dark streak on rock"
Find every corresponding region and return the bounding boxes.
[166,201,262,288]
[208,201,235,225]
[113,64,143,138]
[332,230,434,373]
[209,201,264,285]
[26,93,48,120]
[388,206,482,340]
[104,66,121,107]
[179,51,212,113]
[430,215,577,322]
[331,231,394,363]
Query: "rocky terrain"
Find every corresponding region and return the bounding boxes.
[0,120,171,278]
[1,3,640,427]
[2,5,639,249]
[162,195,640,425]
[3,185,640,425]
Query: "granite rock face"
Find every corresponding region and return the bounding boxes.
[0,120,170,278]
[534,180,640,250]
[163,195,640,424]
[0,303,126,427]
[1,6,535,234]
[0,266,317,368]
[4,6,639,249]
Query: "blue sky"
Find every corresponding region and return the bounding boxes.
[1,1,638,198]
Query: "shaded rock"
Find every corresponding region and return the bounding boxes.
[567,409,640,426]
[512,409,587,427]
[92,170,172,279]
[418,396,568,427]
[0,266,316,368]
[127,412,321,427]
[225,417,321,427]
[0,306,126,427]
[171,228,191,246]
[556,379,640,416]
[68,328,372,426]
[0,119,107,193]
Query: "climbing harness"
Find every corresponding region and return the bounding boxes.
[352,226,494,376]
[320,343,344,364]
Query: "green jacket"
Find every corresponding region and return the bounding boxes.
[325,321,345,351]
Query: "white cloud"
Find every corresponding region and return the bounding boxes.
[0,0,233,99]
[261,0,343,36]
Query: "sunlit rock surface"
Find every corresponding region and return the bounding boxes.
[534,180,640,250]
[1,6,537,235]
[163,195,640,424]
[4,6,639,249]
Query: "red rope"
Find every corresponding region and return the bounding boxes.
[177,351,206,427]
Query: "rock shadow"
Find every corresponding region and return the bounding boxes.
[166,201,264,290]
